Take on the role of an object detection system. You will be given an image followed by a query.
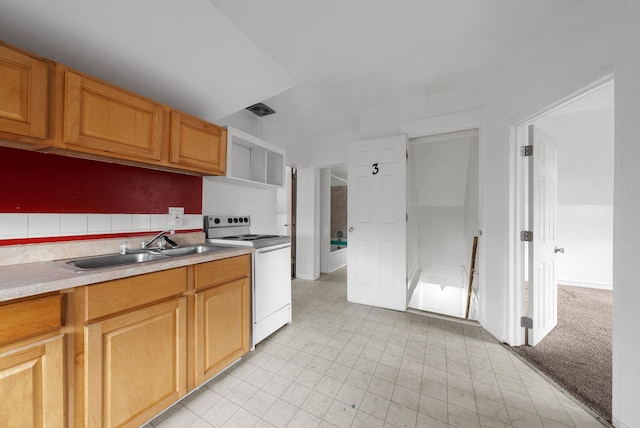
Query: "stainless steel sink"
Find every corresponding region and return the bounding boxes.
[52,244,227,271]
[64,252,170,270]
[160,244,225,257]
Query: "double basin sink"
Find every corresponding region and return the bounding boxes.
[54,244,226,272]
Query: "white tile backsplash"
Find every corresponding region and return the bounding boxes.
[182,214,203,230]
[150,214,168,231]
[88,214,112,234]
[132,214,151,232]
[60,214,88,236]
[111,214,133,232]
[0,214,29,238]
[28,214,61,237]
[0,213,203,241]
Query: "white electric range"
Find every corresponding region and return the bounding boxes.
[204,215,291,348]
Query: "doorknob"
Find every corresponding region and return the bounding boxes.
[348,227,354,233]
[554,247,565,253]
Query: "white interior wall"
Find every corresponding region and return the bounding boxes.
[410,134,477,282]
[406,145,419,286]
[557,205,613,287]
[462,139,480,276]
[319,168,331,273]
[535,107,614,288]
[201,179,278,234]
[295,167,320,280]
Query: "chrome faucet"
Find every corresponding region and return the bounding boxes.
[141,230,177,249]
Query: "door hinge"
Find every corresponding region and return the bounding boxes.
[521,316,533,329]
[521,145,533,156]
[520,231,533,241]
[406,150,409,160]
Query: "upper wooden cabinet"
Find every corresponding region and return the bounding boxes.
[0,41,231,175]
[0,43,48,143]
[170,111,227,175]
[60,68,166,163]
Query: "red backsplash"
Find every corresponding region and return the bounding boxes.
[0,146,202,214]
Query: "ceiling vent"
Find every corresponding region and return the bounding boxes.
[246,102,276,117]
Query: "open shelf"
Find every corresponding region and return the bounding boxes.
[209,126,285,188]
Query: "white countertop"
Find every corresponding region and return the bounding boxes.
[0,245,252,303]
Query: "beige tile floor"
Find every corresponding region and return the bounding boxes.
[145,268,607,428]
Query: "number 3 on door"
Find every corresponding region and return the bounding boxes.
[372,163,379,175]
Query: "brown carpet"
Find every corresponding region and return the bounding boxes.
[512,285,612,422]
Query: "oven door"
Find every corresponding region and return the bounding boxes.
[253,243,291,323]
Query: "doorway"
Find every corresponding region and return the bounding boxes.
[277,166,297,277]
[515,79,614,344]
[511,79,614,421]
[406,129,480,319]
[320,164,348,274]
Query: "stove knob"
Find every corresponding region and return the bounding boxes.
[233,218,238,223]
[227,218,233,224]
[244,217,249,223]
[239,218,244,223]
[214,218,220,224]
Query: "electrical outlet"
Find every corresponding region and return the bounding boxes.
[169,207,184,227]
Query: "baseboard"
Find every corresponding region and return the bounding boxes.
[295,273,319,280]
[559,280,612,290]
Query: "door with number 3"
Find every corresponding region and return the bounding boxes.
[347,135,407,311]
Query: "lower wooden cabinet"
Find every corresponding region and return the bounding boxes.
[84,298,187,428]
[195,276,250,385]
[0,293,65,427]
[0,255,251,427]
[0,335,65,428]
[193,255,251,385]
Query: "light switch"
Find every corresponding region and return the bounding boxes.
[169,207,184,227]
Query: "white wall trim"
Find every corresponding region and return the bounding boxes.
[507,124,528,346]
[400,108,485,138]
[506,75,615,347]
[559,280,612,290]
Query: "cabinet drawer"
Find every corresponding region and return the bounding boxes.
[85,267,187,322]
[0,294,63,347]
[194,255,251,291]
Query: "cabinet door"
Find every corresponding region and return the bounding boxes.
[85,298,187,428]
[170,111,227,175]
[0,43,48,140]
[0,335,65,428]
[195,277,250,385]
[62,69,165,162]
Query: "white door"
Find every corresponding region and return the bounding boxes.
[347,135,407,311]
[527,124,559,345]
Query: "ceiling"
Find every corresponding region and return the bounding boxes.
[0,0,587,150]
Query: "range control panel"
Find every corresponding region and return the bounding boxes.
[204,215,251,228]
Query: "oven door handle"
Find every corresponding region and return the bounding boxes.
[256,243,291,254]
